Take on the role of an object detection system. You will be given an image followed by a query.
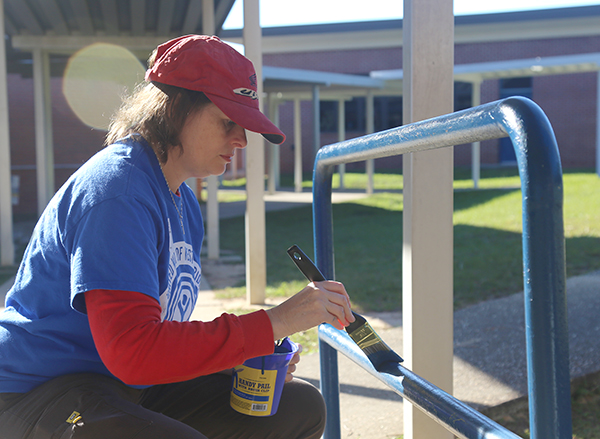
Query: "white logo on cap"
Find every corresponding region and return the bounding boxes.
[233,88,258,100]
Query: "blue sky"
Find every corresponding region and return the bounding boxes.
[223,0,600,29]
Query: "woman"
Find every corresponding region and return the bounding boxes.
[0,35,354,439]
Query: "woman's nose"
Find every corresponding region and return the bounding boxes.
[233,125,247,149]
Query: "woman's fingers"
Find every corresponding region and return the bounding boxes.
[266,281,354,340]
[285,345,302,382]
[315,281,354,327]
[289,346,302,364]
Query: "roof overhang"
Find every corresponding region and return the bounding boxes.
[263,66,387,102]
[370,52,600,85]
[4,0,235,40]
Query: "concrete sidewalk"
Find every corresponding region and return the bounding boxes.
[199,187,370,219]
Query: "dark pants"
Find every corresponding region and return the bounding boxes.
[0,373,326,439]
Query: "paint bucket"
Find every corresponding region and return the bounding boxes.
[230,338,298,416]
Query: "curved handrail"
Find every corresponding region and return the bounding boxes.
[312,97,571,439]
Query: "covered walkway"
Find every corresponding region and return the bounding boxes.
[372,51,600,186]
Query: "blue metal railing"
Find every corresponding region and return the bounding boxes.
[311,97,572,439]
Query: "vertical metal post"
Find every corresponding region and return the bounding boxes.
[505,99,572,439]
[203,0,219,260]
[337,98,346,189]
[313,85,320,154]
[471,79,482,188]
[206,175,220,260]
[319,331,341,439]
[314,165,340,439]
[33,48,54,216]
[365,91,375,195]
[0,0,14,266]
[294,98,303,193]
[267,95,280,194]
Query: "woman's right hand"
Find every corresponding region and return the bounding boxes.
[265,281,355,341]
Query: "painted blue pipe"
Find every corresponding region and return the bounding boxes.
[312,97,571,439]
[319,323,521,439]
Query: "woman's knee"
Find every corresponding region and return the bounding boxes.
[278,379,326,438]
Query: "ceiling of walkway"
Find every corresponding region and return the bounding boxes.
[4,0,234,38]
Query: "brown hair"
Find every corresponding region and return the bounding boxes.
[106,49,212,164]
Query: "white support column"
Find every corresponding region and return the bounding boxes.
[0,0,14,266]
[402,0,454,438]
[231,151,239,179]
[206,176,219,260]
[596,70,600,177]
[366,90,375,195]
[471,79,482,188]
[267,94,280,195]
[294,98,303,193]
[203,0,220,260]
[337,98,346,189]
[33,48,54,216]
[243,0,267,304]
[312,85,320,154]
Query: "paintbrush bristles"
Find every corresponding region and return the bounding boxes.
[348,321,390,355]
[346,316,404,370]
[345,311,366,334]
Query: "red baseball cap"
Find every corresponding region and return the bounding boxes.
[146,35,285,144]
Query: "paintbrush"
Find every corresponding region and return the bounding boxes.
[287,244,403,371]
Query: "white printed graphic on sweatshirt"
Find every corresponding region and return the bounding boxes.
[160,220,201,322]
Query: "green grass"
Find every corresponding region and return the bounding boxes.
[218,169,600,312]
[222,165,524,192]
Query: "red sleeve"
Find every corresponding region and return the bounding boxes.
[85,289,275,386]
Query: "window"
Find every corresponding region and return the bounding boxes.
[320,96,403,133]
[319,81,478,134]
[374,96,403,131]
[320,101,338,132]
[454,81,473,111]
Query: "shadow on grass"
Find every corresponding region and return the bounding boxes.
[220,190,600,313]
[453,186,520,212]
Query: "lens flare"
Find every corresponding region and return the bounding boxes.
[63,43,145,130]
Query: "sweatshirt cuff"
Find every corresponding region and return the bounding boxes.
[237,309,276,358]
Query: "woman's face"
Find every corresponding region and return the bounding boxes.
[176,102,247,179]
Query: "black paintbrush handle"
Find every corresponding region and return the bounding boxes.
[287,245,361,324]
[287,245,326,282]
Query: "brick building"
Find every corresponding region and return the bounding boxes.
[6,4,600,214]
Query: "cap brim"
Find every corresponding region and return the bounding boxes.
[206,93,286,145]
